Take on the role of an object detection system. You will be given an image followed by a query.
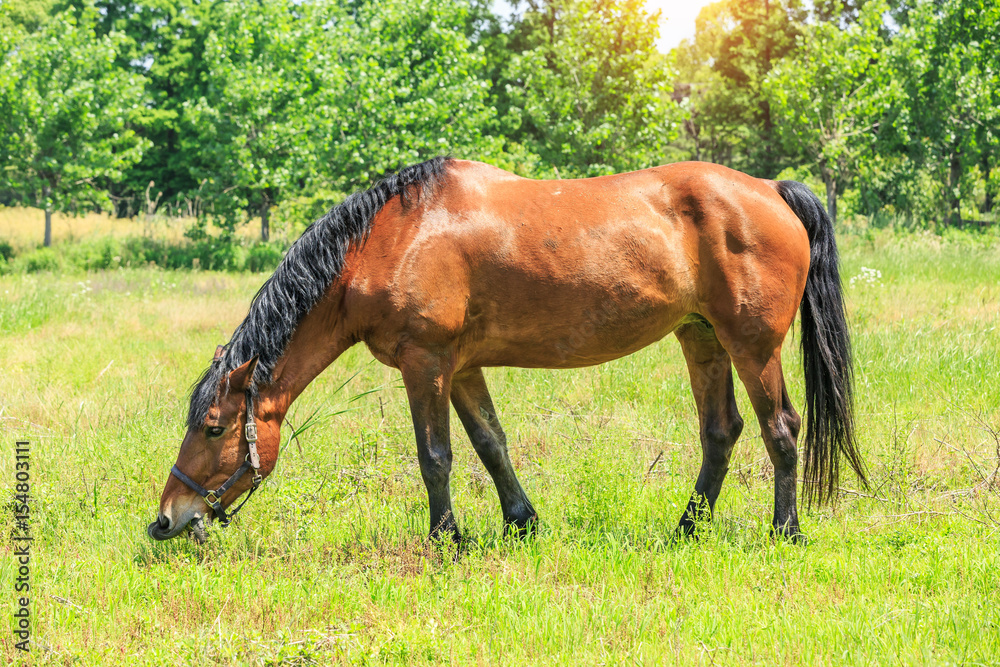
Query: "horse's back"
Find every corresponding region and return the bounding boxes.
[447,159,810,338]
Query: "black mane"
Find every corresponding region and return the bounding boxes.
[187,157,451,429]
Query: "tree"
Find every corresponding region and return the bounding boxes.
[501,0,679,176]
[0,4,149,245]
[312,0,501,188]
[177,0,500,239]
[0,0,59,33]
[181,0,322,240]
[898,0,1000,225]
[93,0,226,217]
[673,0,807,177]
[766,0,895,223]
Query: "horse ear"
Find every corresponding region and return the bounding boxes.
[227,355,259,392]
[214,345,225,361]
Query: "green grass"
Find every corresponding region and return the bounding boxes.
[1,228,999,665]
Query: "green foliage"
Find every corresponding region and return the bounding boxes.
[674,0,999,224]
[502,0,679,176]
[181,0,323,236]
[890,0,1000,225]
[673,0,807,175]
[0,0,59,33]
[1,0,997,231]
[245,242,285,272]
[12,246,63,273]
[0,2,149,223]
[0,236,286,273]
[766,0,895,222]
[312,0,501,186]
[95,0,503,223]
[97,0,221,212]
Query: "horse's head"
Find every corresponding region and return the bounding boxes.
[147,350,281,542]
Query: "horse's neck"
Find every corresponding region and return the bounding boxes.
[262,281,354,417]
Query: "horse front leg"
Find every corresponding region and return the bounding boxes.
[451,368,537,536]
[399,348,460,543]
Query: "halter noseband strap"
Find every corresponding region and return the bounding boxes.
[170,389,263,528]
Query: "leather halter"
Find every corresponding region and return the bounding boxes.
[170,389,263,528]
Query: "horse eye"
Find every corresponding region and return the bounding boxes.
[206,426,226,438]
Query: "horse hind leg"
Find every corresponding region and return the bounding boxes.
[730,348,804,541]
[451,368,537,536]
[674,318,745,537]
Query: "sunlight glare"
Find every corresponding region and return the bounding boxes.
[646,0,720,52]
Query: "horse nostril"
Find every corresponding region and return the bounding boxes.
[147,514,175,541]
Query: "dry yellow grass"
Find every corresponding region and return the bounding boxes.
[0,206,264,251]
[0,207,190,250]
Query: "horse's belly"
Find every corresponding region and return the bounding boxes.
[450,215,696,369]
[457,281,690,369]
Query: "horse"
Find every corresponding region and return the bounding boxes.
[147,157,867,545]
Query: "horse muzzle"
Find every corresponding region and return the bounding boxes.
[147,513,208,543]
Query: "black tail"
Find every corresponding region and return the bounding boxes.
[776,180,867,504]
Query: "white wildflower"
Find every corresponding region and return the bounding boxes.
[849,266,882,288]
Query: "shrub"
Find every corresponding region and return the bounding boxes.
[15,247,64,273]
[246,243,284,272]
[207,243,247,271]
[0,237,291,274]
[66,237,125,270]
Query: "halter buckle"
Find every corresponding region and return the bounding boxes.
[204,491,221,505]
[245,448,262,471]
[245,421,258,443]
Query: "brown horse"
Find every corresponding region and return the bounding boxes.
[147,157,866,545]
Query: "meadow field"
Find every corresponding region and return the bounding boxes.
[1,224,999,665]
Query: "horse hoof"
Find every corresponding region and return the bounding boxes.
[771,525,808,545]
[503,513,538,539]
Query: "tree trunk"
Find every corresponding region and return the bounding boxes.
[982,150,994,214]
[261,203,270,242]
[43,185,52,247]
[685,117,701,162]
[820,163,837,225]
[948,151,963,226]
